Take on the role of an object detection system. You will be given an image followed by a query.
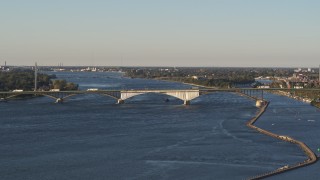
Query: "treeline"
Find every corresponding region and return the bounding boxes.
[0,69,78,91]
[123,67,294,80]
[123,67,258,88]
[311,100,320,108]
[51,79,78,91]
[0,69,53,91]
[182,77,254,88]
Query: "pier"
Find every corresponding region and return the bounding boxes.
[246,102,317,180]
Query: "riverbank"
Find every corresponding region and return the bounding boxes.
[0,94,37,101]
[246,102,317,180]
[154,77,221,89]
[159,77,318,179]
[270,90,320,109]
[271,90,312,103]
[311,101,320,108]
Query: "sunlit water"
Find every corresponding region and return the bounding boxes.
[0,72,319,180]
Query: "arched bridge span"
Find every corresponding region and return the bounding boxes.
[1,88,312,105]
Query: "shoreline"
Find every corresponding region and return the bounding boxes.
[160,78,320,109]
[246,102,317,180]
[155,77,318,179]
[154,78,218,89]
[271,90,312,103]
[269,90,320,109]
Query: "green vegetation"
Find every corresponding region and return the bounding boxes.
[311,100,320,108]
[51,79,78,90]
[0,69,53,91]
[182,77,254,88]
[269,80,287,88]
[124,67,258,88]
[0,69,78,91]
[291,90,320,100]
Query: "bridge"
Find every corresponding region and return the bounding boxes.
[1,88,319,105]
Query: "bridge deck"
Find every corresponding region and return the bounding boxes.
[1,88,320,95]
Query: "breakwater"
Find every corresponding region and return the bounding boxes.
[247,102,317,180]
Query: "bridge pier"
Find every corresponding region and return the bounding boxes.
[256,100,266,108]
[55,98,63,103]
[117,99,125,104]
[0,98,7,102]
[184,100,191,105]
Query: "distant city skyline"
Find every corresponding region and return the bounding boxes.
[1,0,319,67]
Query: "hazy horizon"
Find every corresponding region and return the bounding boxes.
[4,64,320,69]
[1,0,319,67]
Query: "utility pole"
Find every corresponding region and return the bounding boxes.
[34,62,38,91]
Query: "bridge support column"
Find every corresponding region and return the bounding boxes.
[117,99,125,104]
[256,100,266,108]
[0,98,7,102]
[55,98,63,103]
[184,100,191,105]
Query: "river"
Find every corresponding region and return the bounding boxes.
[0,72,318,180]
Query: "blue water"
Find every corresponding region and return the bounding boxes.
[255,93,320,179]
[0,72,319,180]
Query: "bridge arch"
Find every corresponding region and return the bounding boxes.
[98,91,121,100]
[39,93,78,103]
[41,91,121,103]
[119,90,200,105]
[4,94,20,100]
[1,93,40,100]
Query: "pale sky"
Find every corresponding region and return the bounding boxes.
[0,0,319,67]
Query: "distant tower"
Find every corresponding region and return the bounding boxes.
[3,61,6,70]
[34,62,38,91]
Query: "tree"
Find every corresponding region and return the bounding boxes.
[52,80,66,90]
[51,79,78,90]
